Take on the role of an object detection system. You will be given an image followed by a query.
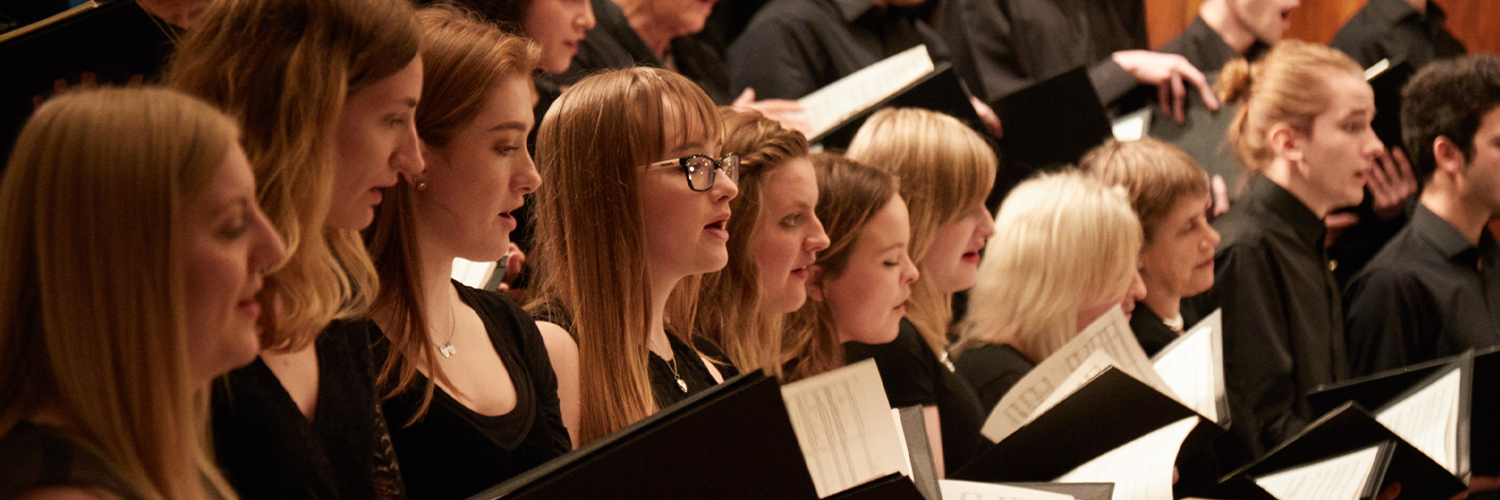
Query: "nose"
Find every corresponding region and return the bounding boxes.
[710,171,738,202]
[806,215,831,253]
[579,1,596,31]
[900,252,920,285]
[515,149,542,195]
[1126,268,1148,304]
[1206,223,1222,249]
[393,120,426,179]
[249,204,288,273]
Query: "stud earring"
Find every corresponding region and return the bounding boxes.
[413,175,429,191]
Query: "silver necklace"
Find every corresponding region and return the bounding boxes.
[653,336,688,392]
[436,296,457,358]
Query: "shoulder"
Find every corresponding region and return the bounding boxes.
[844,321,935,373]
[0,425,135,500]
[953,343,1032,385]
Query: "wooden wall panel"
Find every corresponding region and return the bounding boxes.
[1146,0,1498,54]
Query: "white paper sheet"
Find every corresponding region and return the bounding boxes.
[981,306,1179,441]
[1111,107,1152,141]
[1253,445,1384,500]
[938,480,1076,500]
[782,359,907,498]
[1376,368,1463,474]
[1151,310,1225,424]
[1055,416,1199,500]
[796,45,934,138]
[451,257,497,288]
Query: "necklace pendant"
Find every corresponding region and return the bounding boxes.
[440,343,456,358]
[676,377,688,393]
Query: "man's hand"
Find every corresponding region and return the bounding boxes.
[1369,147,1418,220]
[969,96,1002,139]
[732,88,814,137]
[1111,50,1221,124]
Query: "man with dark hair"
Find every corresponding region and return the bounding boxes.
[1344,54,1500,376]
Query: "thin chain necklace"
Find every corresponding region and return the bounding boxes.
[652,335,688,393]
[436,294,457,358]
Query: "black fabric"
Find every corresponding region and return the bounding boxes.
[844,319,991,470]
[691,334,742,378]
[1128,304,1180,358]
[212,322,404,500]
[1185,174,1351,469]
[651,334,723,408]
[937,0,1148,108]
[952,342,1034,412]
[1159,15,1265,75]
[726,0,948,100]
[0,423,144,500]
[558,0,733,104]
[372,282,571,500]
[1329,0,1467,70]
[1344,205,1500,376]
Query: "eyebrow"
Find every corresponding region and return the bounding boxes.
[488,120,530,133]
[398,98,418,109]
[881,242,905,252]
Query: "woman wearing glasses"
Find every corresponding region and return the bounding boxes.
[528,67,739,445]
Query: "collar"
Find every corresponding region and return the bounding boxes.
[830,0,875,23]
[1410,203,1496,266]
[1245,175,1327,250]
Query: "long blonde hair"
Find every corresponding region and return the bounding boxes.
[365,4,540,426]
[168,0,421,351]
[690,107,810,377]
[0,87,242,500]
[528,68,723,444]
[846,108,997,354]
[782,153,899,382]
[1219,40,1364,173]
[957,171,1141,363]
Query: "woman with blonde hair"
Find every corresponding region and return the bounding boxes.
[1082,138,1220,357]
[0,88,284,499]
[1191,39,1384,467]
[782,153,920,383]
[527,67,740,445]
[843,108,996,474]
[690,107,828,377]
[168,0,426,496]
[361,7,572,499]
[955,171,1146,410]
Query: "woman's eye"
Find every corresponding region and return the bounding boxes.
[781,214,800,227]
[218,222,248,240]
[494,146,520,156]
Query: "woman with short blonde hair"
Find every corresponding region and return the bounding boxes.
[956,171,1145,409]
[0,87,283,500]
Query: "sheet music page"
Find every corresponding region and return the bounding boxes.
[796,45,934,138]
[1375,368,1463,474]
[450,257,496,289]
[891,409,914,478]
[1111,108,1152,141]
[981,306,1179,441]
[782,359,907,498]
[1151,310,1224,423]
[938,480,1076,500]
[1252,444,1384,500]
[1032,350,1121,414]
[1054,416,1198,500]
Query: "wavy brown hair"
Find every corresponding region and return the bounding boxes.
[168,0,421,351]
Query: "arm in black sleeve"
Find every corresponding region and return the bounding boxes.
[1214,243,1303,459]
[727,15,820,100]
[1343,269,1430,376]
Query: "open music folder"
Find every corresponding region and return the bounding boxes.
[1249,441,1396,500]
[989,65,1114,209]
[794,45,984,150]
[1222,402,1467,500]
[1151,310,1230,428]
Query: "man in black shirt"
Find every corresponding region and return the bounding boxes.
[1330,0,1466,70]
[1344,55,1500,377]
[1160,0,1296,77]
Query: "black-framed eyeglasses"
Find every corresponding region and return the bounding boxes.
[644,153,740,192]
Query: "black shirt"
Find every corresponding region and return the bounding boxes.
[559,0,733,103]
[726,0,948,100]
[373,283,571,500]
[1344,204,1500,376]
[1159,16,1265,75]
[937,0,1146,107]
[952,342,1034,411]
[1129,304,1181,358]
[844,319,991,470]
[212,323,404,500]
[0,423,145,500]
[1329,0,1467,70]
[1187,175,1351,467]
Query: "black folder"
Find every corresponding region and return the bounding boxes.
[468,371,820,500]
[1367,60,1415,149]
[0,0,176,161]
[1223,403,1467,500]
[811,63,986,151]
[1147,71,1249,198]
[1309,347,1498,476]
[953,367,1211,482]
[989,66,1114,210]
[825,473,926,500]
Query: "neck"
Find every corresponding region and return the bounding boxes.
[615,0,674,58]
[1142,291,1181,321]
[648,273,680,360]
[1263,162,1340,218]
[1406,0,1428,15]
[1200,0,1259,55]
[1422,185,1489,246]
[417,240,462,344]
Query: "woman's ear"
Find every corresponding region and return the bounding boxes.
[806,265,825,303]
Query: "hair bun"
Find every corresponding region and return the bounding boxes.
[1217,58,1253,104]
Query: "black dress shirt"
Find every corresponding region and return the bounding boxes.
[1129,304,1180,358]
[1159,16,1265,75]
[845,319,991,470]
[952,342,1034,412]
[560,0,733,103]
[1187,175,1350,468]
[726,0,948,100]
[1330,0,1467,70]
[1344,204,1500,376]
[938,0,1147,107]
